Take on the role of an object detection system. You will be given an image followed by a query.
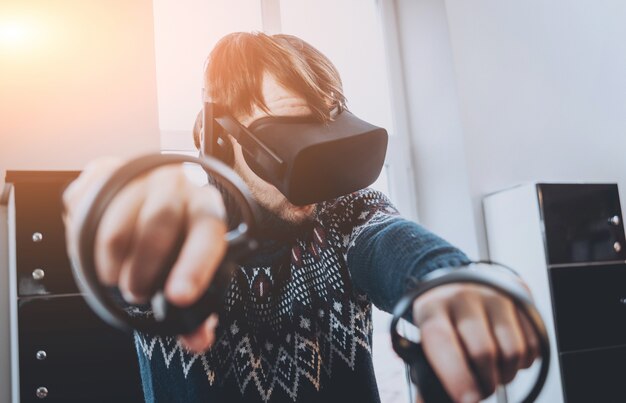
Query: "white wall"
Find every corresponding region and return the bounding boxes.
[0,0,160,191]
[394,0,479,257]
[0,0,160,399]
[395,0,626,258]
[153,0,263,151]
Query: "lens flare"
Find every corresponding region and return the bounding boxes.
[0,20,30,47]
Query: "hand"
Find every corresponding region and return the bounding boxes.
[412,282,540,403]
[63,157,227,353]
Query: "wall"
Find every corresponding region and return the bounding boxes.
[393,0,479,257]
[395,0,626,258]
[0,0,160,400]
[153,0,263,151]
[0,0,160,188]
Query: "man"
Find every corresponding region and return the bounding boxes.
[63,32,539,403]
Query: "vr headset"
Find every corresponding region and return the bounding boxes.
[201,102,388,206]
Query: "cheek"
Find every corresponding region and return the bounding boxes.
[231,142,287,208]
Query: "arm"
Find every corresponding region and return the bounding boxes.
[327,189,539,403]
[346,214,470,313]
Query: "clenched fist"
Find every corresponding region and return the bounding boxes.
[63,157,227,352]
[412,282,540,403]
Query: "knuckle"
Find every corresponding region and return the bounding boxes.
[205,329,216,348]
[143,204,181,228]
[472,344,497,366]
[205,184,224,203]
[119,276,146,303]
[125,278,142,294]
[528,337,540,356]
[448,284,485,304]
[501,347,524,368]
[61,183,75,207]
[180,269,206,296]
[150,166,186,188]
[481,288,506,305]
[421,317,449,338]
[125,282,149,302]
[100,227,128,258]
[447,284,471,300]
[188,186,225,219]
[137,227,174,256]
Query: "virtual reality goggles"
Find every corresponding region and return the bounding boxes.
[202,102,388,206]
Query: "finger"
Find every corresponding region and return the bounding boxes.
[485,294,527,384]
[451,293,500,397]
[94,177,146,289]
[118,167,186,302]
[420,312,482,403]
[179,313,219,353]
[63,157,123,214]
[165,185,226,306]
[63,158,123,262]
[516,309,540,369]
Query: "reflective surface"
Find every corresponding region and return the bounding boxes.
[538,184,626,265]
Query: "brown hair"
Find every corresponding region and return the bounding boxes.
[193,32,347,149]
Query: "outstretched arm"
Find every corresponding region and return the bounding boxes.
[332,189,539,403]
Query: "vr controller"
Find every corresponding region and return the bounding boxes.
[69,154,260,336]
[391,265,551,403]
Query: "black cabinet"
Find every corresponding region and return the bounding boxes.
[484,183,626,402]
[18,297,143,402]
[559,346,626,403]
[538,184,626,265]
[12,177,79,296]
[5,171,143,402]
[550,264,626,352]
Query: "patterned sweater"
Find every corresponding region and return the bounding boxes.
[134,189,470,402]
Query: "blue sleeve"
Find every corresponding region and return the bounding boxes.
[320,189,471,313]
[347,215,471,313]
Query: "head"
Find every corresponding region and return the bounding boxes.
[193,32,347,237]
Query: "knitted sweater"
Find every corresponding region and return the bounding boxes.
[134,188,470,402]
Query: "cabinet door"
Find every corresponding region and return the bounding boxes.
[18,296,143,403]
[12,174,80,296]
[560,345,626,403]
[550,264,626,352]
[538,184,626,265]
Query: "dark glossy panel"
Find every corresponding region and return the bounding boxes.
[560,346,626,403]
[550,264,626,352]
[10,172,80,296]
[18,296,143,403]
[538,184,626,265]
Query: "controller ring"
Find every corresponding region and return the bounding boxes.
[69,153,259,335]
[390,265,551,403]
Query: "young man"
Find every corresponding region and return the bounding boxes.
[63,32,539,403]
